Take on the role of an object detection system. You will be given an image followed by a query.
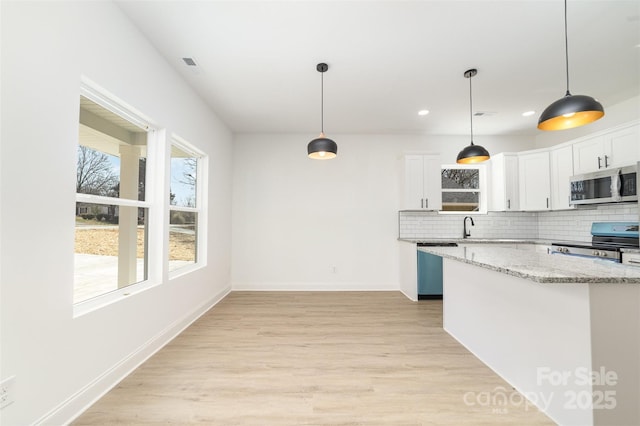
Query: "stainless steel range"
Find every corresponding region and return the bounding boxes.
[551,222,639,262]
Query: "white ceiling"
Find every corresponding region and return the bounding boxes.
[116,0,640,137]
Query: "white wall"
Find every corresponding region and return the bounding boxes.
[0,2,232,425]
[231,133,534,290]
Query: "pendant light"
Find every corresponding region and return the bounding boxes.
[308,63,337,160]
[538,0,604,131]
[456,69,490,164]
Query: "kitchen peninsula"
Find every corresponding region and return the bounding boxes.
[412,242,640,426]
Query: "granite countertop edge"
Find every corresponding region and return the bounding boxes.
[398,238,559,245]
[408,242,640,284]
[429,250,639,284]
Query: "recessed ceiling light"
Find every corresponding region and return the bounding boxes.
[418,110,429,116]
[522,110,536,117]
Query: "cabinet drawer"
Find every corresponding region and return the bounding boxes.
[622,252,640,267]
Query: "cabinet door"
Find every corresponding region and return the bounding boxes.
[422,156,442,211]
[607,124,640,168]
[402,155,441,210]
[519,151,551,211]
[504,155,519,210]
[489,153,519,211]
[550,145,574,210]
[403,155,425,210]
[573,136,605,174]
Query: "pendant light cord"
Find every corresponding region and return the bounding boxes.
[564,0,571,96]
[469,72,474,145]
[320,70,324,134]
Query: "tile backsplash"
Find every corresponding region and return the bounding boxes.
[399,203,639,242]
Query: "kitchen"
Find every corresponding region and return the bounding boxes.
[2,1,640,426]
[397,123,640,425]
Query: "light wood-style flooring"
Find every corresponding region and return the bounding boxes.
[73,291,554,425]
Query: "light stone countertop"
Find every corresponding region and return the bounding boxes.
[416,244,640,284]
[401,238,555,245]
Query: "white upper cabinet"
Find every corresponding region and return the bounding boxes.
[607,124,639,168]
[573,122,639,174]
[402,154,442,210]
[549,144,574,210]
[519,151,551,211]
[488,153,519,211]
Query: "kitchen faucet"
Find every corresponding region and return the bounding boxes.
[463,216,474,238]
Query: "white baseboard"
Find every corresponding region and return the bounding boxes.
[37,285,232,426]
[399,288,418,301]
[231,282,399,292]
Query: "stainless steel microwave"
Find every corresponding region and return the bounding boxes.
[570,165,638,205]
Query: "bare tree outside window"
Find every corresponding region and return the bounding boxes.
[441,167,482,212]
[76,146,118,196]
[169,142,201,272]
[171,155,197,208]
[441,168,479,189]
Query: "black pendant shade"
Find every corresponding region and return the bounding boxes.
[308,132,337,160]
[308,62,337,160]
[538,0,604,131]
[456,142,490,164]
[456,68,490,164]
[538,92,604,131]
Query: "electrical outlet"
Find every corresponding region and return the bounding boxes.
[0,376,16,409]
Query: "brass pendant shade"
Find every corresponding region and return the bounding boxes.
[308,63,337,160]
[538,0,604,131]
[456,68,490,164]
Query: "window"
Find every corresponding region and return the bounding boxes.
[169,137,205,273]
[74,87,154,305]
[440,164,487,213]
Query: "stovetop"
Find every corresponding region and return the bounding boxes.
[551,222,639,256]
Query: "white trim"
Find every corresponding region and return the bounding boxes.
[42,286,232,426]
[73,279,160,318]
[231,282,399,291]
[75,193,151,208]
[168,135,207,276]
[168,205,199,213]
[80,76,156,131]
[170,133,205,158]
[440,163,488,214]
[146,129,166,286]
[75,80,162,308]
[168,261,205,280]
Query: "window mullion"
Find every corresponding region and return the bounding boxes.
[76,193,150,208]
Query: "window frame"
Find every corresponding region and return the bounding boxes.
[439,163,488,214]
[74,78,162,317]
[168,134,207,278]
